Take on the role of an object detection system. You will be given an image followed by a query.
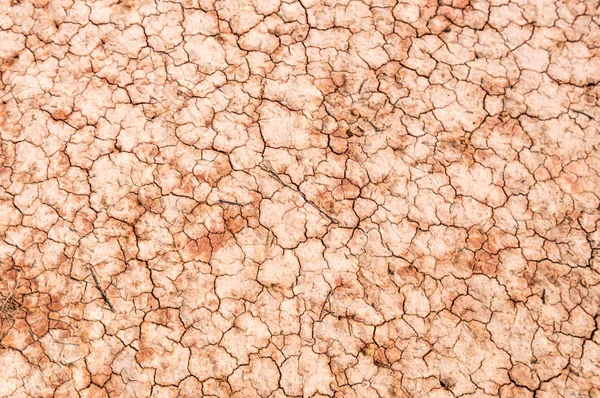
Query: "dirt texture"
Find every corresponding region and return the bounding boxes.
[1,0,600,397]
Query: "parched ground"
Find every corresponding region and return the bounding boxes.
[0,0,599,397]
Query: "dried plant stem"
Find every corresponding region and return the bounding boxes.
[88,265,115,313]
[0,270,21,316]
[259,161,339,224]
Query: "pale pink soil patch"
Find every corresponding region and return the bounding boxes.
[1,0,600,397]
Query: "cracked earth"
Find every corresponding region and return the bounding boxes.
[0,0,599,397]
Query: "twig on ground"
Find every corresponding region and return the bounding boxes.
[87,265,115,313]
[319,289,332,321]
[259,161,340,224]
[48,316,71,327]
[0,85,14,101]
[218,199,251,206]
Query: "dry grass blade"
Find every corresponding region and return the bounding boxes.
[258,161,340,224]
[87,265,116,313]
[0,270,21,318]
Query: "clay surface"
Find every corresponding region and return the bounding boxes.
[1,0,599,397]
